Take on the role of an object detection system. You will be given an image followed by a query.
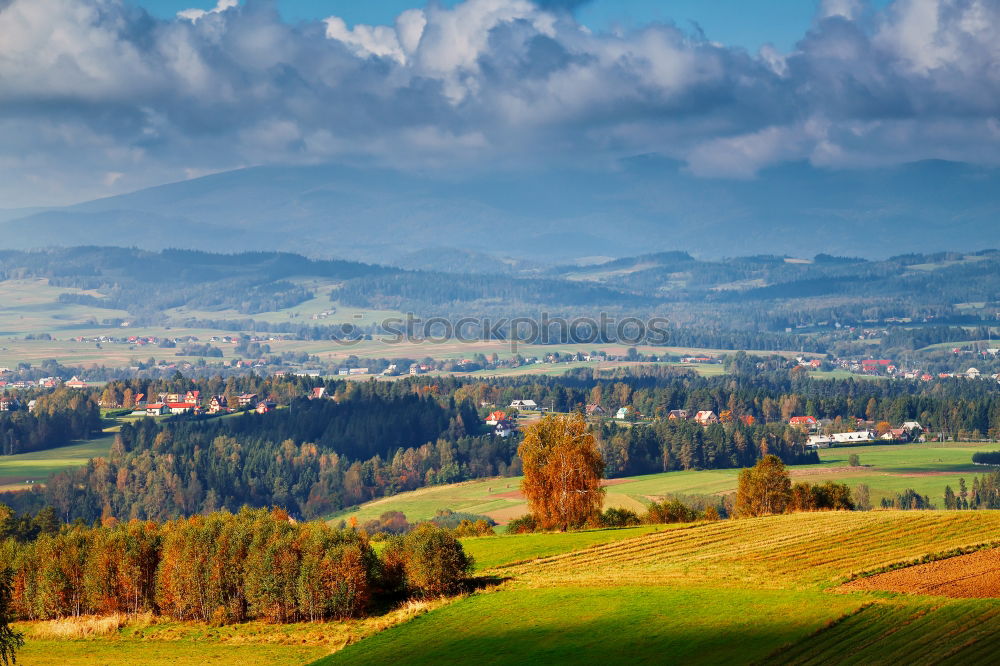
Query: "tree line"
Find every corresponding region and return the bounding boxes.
[0,388,102,456]
[0,507,471,625]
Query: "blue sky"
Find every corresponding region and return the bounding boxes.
[137,0,887,52]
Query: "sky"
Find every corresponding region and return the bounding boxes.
[0,0,997,208]
[137,1,865,52]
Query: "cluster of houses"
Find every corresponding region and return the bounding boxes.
[820,356,1000,382]
[791,416,925,448]
[128,390,282,417]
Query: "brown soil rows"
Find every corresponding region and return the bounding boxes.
[842,548,1000,598]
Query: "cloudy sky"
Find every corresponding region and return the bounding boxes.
[1,0,998,207]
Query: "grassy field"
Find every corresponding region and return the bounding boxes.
[0,433,116,491]
[331,442,1000,526]
[322,511,1000,664]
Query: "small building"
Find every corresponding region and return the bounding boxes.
[831,430,876,443]
[667,409,688,420]
[806,435,834,449]
[485,410,507,425]
[615,406,634,420]
[237,393,258,409]
[789,415,818,430]
[694,410,719,426]
[585,404,606,416]
[64,376,88,389]
[145,403,169,416]
[901,421,923,433]
[310,387,327,400]
[509,399,538,410]
[256,401,277,414]
[208,395,229,414]
[494,420,515,438]
[166,402,197,415]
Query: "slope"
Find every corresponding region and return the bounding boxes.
[320,511,1000,665]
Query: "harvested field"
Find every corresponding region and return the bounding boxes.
[841,548,1000,598]
[489,477,635,501]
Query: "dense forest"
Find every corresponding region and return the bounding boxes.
[5,363,1000,524]
[0,389,102,455]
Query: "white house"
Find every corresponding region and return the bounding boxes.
[832,430,876,443]
[509,399,538,410]
[806,435,834,448]
[615,406,632,420]
[901,421,923,432]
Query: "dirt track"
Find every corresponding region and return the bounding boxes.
[841,548,1000,598]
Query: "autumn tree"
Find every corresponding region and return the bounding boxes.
[734,455,791,517]
[0,568,23,666]
[519,413,605,531]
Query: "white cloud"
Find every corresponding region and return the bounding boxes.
[0,0,999,205]
[177,0,237,22]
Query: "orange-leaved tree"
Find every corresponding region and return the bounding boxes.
[734,454,791,518]
[518,413,605,531]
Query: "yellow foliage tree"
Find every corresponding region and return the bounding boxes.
[518,413,605,531]
[734,455,791,518]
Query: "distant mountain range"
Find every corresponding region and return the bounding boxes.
[1,158,997,264]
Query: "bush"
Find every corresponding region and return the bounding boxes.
[451,519,495,537]
[506,514,538,534]
[430,509,496,531]
[972,452,1000,465]
[600,507,642,527]
[399,525,473,596]
[645,499,698,525]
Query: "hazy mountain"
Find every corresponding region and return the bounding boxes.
[1,158,997,262]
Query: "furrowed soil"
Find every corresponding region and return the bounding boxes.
[841,547,1000,598]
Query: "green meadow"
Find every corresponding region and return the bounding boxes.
[332,441,1000,527]
[320,511,1000,664]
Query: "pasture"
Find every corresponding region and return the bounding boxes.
[331,441,1000,526]
[0,433,116,491]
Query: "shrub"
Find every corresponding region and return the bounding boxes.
[600,507,642,527]
[400,525,473,597]
[451,519,496,537]
[506,514,538,534]
[972,452,1000,465]
[645,499,698,525]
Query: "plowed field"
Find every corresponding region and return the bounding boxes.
[842,547,1000,598]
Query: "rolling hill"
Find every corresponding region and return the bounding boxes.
[321,511,1000,664]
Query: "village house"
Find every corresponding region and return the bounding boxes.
[0,396,20,412]
[789,415,819,431]
[832,430,876,443]
[145,403,169,416]
[167,402,197,415]
[238,393,258,409]
[667,409,688,420]
[509,399,538,410]
[585,404,605,416]
[880,428,910,442]
[310,387,327,400]
[64,376,88,389]
[208,395,229,414]
[256,401,277,414]
[615,406,634,420]
[494,419,515,438]
[485,410,507,425]
[694,410,719,426]
[806,435,834,449]
[902,421,923,433]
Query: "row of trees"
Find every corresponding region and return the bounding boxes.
[0,508,471,624]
